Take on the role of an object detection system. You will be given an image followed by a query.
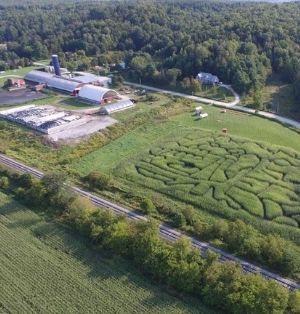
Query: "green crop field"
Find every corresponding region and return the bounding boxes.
[0,191,214,314]
[116,129,300,236]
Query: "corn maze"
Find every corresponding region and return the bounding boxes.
[125,130,300,229]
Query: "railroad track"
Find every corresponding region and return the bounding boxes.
[0,153,299,291]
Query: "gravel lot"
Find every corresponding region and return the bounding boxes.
[48,115,117,142]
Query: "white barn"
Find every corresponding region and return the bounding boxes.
[78,85,119,104]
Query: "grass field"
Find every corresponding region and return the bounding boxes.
[194,85,234,102]
[73,105,300,176]
[0,66,40,87]
[0,191,214,314]
[117,129,300,230]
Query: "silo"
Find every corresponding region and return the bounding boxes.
[51,54,61,76]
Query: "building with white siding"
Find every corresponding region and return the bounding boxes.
[196,72,220,85]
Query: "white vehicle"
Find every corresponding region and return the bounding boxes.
[199,113,208,119]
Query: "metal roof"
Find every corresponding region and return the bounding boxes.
[72,72,109,82]
[99,99,135,114]
[25,70,53,84]
[78,85,118,103]
[25,70,81,92]
[47,76,81,92]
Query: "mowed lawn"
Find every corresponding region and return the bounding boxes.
[0,66,39,87]
[0,192,214,314]
[73,105,300,176]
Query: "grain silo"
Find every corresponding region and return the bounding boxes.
[51,54,61,76]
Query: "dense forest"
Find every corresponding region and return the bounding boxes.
[0,1,300,95]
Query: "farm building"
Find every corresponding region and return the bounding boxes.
[24,69,113,95]
[197,72,220,85]
[25,70,53,84]
[6,78,26,91]
[0,105,83,134]
[24,70,82,94]
[47,77,82,94]
[7,78,26,88]
[78,85,119,104]
[72,72,112,87]
[99,99,135,115]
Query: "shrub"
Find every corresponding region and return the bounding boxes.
[140,197,157,214]
[0,176,9,190]
[85,171,114,191]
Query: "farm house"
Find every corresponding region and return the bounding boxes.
[197,72,219,85]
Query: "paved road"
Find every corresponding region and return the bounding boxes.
[125,81,300,129]
[234,105,300,129]
[125,81,240,107]
[0,153,298,291]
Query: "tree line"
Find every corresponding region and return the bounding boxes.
[84,170,300,281]
[0,165,299,313]
[0,1,300,98]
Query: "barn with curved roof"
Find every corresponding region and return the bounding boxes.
[78,85,119,104]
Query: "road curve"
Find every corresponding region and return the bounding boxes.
[0,153,299,291]
[124,81,240,107]
[125,81,300,129]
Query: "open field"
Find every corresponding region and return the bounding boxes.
[118,130,300,230]
[0,191,213,314]
[59,97,95,110]
[73,105,300,176]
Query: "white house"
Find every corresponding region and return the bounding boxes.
[197,72,220,85]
